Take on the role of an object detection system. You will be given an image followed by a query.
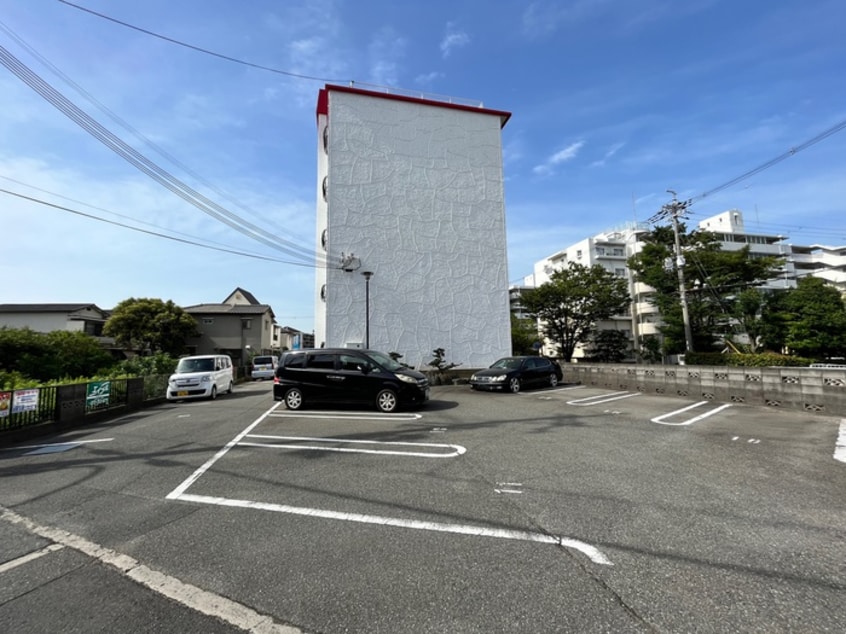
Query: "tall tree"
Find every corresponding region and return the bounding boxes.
[104,298,198,356]
[782,277,846,358]
[521,262,630,362]
[510,314,540,356]
[627,225,783,355]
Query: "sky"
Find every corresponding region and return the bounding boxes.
[2,0,845,335]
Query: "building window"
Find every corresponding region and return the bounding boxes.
[202,318,214,325]
[322,176,328,201]
[615,268,626,277]
[323,125,329,153]
[321,228,328,250]
[320,285,327,301]
[596,246,605,256]
[576,250,582,259]
[613,247,624,256]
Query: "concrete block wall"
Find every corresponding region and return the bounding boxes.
[562,364,846,416]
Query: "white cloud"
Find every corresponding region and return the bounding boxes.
[414,71,444,86]
[440,22,470,58]
[590,141,625,167]
[533,140,585,175]
[368,27,406,86]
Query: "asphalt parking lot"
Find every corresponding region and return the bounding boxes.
[1,381,844,633]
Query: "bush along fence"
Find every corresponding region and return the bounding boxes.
[0,375,169,443]
[562,363,846,415]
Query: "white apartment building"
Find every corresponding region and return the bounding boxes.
[522,209,842,359]
[314,84,513,369]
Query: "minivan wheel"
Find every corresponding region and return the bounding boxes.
[508,377,521,393]
[376,389,398,413]
[209,385,217,400]
[227,381,233,394]
[285,388,304,410]
[549,374,559,388]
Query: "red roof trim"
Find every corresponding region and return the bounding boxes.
[315,83,511,128]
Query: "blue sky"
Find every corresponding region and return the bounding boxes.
[2,0,844,334]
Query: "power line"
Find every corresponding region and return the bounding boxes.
[58,0,348,83]
[0,43,337,268]
[0,187,317,267]
[0,20,322,260]
[691,117,846,203]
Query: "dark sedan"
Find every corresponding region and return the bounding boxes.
[469,356,563,393]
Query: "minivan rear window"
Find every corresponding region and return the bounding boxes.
[253,356,274,365]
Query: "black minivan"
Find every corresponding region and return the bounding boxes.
[273,348,430,413]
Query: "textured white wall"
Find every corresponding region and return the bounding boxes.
[318,89,511,369]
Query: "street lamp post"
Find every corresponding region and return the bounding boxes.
[362,271,373,349]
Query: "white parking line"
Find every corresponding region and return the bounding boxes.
[1,438,114,452]
[175,492,613,566]
[0,506,299,633]
[566,391,640,406]
[167,404,613,566]
[269,411,422,421]
[651,401,732,426]
[241,434,466,458]
[835,419,846,464]
[0,543,64,573]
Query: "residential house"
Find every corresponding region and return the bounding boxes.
[183,288,277,366]
[0,303,110,337]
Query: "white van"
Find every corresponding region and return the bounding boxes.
[250,354,279,380]
[166,355,234,401]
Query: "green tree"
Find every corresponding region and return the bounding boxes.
[782,277,846,358]
[104,298,198,356]
[0,327,114,382]
[510,314,539,355]
[627,225,783,355]
[583,329,629,362]
[521,262,630,362]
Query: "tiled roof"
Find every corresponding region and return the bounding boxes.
[183,304,273,316]
[0,303,104,313]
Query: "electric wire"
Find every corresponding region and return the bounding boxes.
[691,116,846,203]
[0,20,327,265]
[0,187,315,267]
[0,44,336,269]
[58,0,348,84]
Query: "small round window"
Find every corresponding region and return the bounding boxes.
[320,284,326,301]
[321,228,328,250]
[322,176,328,201]
[322,125,329,153]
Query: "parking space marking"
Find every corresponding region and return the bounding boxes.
[241,434,466,458]
[835,419,846,464]
[0,543,64,573]
[2,438,114,455]
[0,506,300,633]
[651,401,732,426]
[175,492,613,566]
[269,411,422,421]
[566,391,641,406]
[167,404,613,566]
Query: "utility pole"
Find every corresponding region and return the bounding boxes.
[649,190,694,354]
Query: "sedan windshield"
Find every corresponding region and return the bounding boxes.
[490,358,522,370]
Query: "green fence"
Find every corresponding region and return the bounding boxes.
[0,375,168,438]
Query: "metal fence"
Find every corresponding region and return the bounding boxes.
[0,375,169,437]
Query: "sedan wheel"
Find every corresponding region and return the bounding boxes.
[376,389,398,413]
[508,377,521,393]
[285,388,304,410]
[549,374,559,388]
